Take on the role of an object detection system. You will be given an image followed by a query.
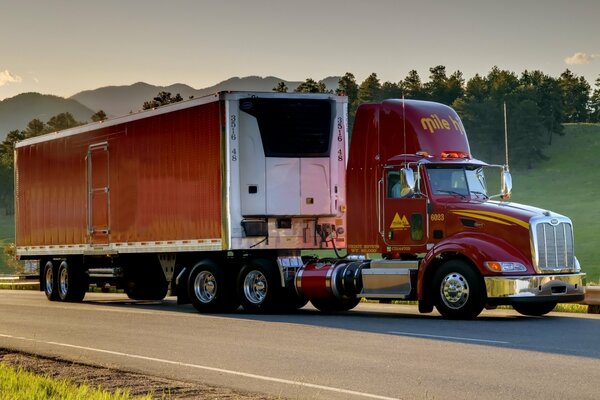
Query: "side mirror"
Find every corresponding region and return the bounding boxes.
[501,169,512,200]
[400,168,416,197]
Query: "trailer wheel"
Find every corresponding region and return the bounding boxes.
[43,261,59,301]
[310,297,361,313]
[238,259,281,313]
[433,260,485,319]
[513,302,557,316]
[57,260,88,302]
[188,261,239,313]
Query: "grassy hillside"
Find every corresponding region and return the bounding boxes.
[509,123,600,283]
[2,124,599,282]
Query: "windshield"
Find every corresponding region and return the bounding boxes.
[427,166,487,198]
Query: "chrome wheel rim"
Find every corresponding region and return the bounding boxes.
[243,270,267,305]
[194,271,217,303]
[440,272,469,309]
[45,263,54,294]
[58,264,68,297]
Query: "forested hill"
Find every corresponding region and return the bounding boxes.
[0,93,94,137]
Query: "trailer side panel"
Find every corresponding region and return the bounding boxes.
[16,101,223,250]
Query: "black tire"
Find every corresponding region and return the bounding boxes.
[513,302,557,316]
[310,297,361,313]
[43,261,59,301]
[57,260,88,302]
[433,260,485,320]
[188,261,239,313]
[237,259,282,313]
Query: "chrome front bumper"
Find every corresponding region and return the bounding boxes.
[484,273,586,301]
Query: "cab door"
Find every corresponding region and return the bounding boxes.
[381,166,428,251]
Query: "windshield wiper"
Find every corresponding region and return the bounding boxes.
[470,191,489,199]
[437,190,467,198]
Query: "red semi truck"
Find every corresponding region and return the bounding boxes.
[14,92,585,318]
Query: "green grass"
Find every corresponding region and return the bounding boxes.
[509,123,600,284]
[0,363,151,400]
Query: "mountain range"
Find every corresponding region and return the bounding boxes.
[1,76,341,140]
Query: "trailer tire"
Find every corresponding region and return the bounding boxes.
[43,261,59,301]
[513,302,557,316]
[57,260,88,302]
[238,259,281,313]
[188,261,239,313]
[310,297,361,313]
[433,260,485,319]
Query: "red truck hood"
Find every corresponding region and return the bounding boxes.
[445,200,567,229]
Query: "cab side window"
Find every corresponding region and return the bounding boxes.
[388,171,401,198]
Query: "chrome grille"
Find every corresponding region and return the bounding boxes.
[533,221,575,272]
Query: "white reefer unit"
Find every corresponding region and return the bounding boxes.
[224,92,348,251]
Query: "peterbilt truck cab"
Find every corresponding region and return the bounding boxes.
[335,99,585,318]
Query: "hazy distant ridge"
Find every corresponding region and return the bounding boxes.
[0,76,340,139]
[70,76,341,117]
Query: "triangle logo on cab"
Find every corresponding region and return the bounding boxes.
[390,213,410,230]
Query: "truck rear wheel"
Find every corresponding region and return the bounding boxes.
[43,261,59,301]
[57,260,88,302]
[433,260,485,319]
[238,259,281,313]
[513,302,557,316]
[188,261,239,313]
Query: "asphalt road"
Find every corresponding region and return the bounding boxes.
[1,290,599,400]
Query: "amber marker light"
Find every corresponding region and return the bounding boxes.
[485,261,502,272]
[484,261,527,273]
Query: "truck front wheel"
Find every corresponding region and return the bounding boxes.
[433,260,485,319]
[188,261,239,313]
[512,302,557,316]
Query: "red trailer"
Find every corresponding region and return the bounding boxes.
[15,92,348,312]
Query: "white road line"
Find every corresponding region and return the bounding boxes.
[0,333,399,400]
[389,331,509,344]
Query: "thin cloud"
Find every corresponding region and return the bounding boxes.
[0,69,23,86]
[564,52,600,65]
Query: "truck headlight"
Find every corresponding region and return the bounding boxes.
[574,257,581,272]
[484,261,527,273]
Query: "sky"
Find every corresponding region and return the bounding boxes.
[1,0,599,100]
